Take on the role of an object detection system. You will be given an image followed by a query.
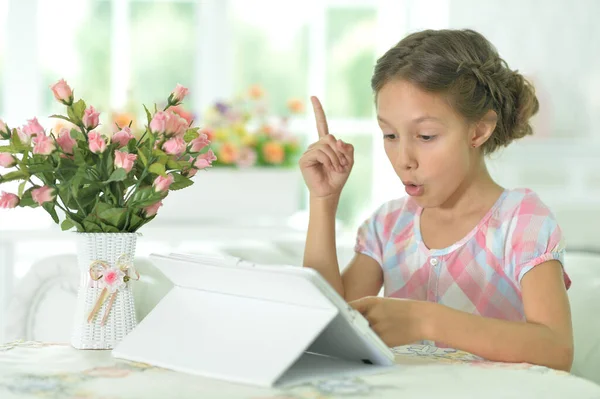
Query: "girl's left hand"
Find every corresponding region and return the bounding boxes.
[349,296,429,347]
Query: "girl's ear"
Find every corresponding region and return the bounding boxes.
[470,110,497,149]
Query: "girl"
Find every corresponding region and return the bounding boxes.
[299,29,573,372]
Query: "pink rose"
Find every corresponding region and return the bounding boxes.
[153,174,174,192]
[56,128,77,154]
[22,118,45,138]
[101,267,125,293]
[83,106,100,130]
[0,119,7,133]
[194,149,217,169]
[50,79,73,105]
[165,111,187,137]
[88,131,107,153]
[170,105,194,125]
[16,128,32,145]
[171,84,189,104]
[31,186,55,206]
[162,137,186,155]
[190,133,209,152]
[0,192,19,208]
[114,151,137,173]
[144,200,163,217]
[150,111,168,134]
[194,158,211,169]
[0,153,16,168]
[111,127,134,148]
[32,134,56,155]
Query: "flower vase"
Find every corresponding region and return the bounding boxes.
[71,233,139,350]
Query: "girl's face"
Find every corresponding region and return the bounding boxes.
[376,79,484,209]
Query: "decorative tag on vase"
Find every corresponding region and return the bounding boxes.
[87,254,140,326]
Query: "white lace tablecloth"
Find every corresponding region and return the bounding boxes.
[1,341,599,399]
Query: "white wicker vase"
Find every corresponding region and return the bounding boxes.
[71,233,139,350]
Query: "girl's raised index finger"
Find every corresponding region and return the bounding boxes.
[310,96,330,137]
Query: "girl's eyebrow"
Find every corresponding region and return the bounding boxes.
[377,115,445,125]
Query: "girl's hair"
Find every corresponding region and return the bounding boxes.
[372,29,539,154]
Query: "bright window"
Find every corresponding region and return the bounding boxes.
[130,1,196,110]
[39,0,112,117]
[230,0,310,116]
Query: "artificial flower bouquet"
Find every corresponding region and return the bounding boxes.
[0,80,216,232]
[202,85,303,168]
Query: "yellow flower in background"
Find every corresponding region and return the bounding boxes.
[233,122,247,137]
[287,98,304,114]
[218,142,239,164]
[214,128,229,141]
[262,141,285,165]
[248,84,265,99]
[242,134,256,147]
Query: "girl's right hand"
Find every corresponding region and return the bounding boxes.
[299,96,355,199]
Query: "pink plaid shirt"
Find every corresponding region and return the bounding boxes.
[355,188,570,326]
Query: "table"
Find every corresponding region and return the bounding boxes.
[1,341,599,399]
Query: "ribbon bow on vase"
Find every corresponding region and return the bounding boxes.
[87,254,140,326]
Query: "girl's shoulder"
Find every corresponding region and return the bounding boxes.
[496,188,556,221]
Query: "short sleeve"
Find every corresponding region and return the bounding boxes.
[508,192,571,289]
[354,204,386,267]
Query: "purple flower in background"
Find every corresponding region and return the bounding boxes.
[215,102,229,114]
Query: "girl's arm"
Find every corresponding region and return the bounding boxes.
[303,195,383,300]
[352,260,573,371]
[303,195,345,296]
[424,260,573,371]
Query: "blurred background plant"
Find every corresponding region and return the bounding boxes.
[201,85,303,168]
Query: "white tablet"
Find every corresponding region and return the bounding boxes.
[161,252,395,365]
[113,252,396,387]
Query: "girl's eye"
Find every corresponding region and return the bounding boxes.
[383,134,397,140]
[419,135,436,142]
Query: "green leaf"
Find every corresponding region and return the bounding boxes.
[0,170,28,183]
[184,129,199,143]
[170,173,193,191]
[61,218,75,231]
[49,114,73,124]
[18,188,38,208]
[98,207,127,229]
[104,149,114,177]
[127,139,137,153]
[42,202,59,224]
[152,149,169,165]
[166,159,182,170]
[71,166,88,198]
[71,129,86,142]
[11,129,22,147]
[128,213,146,231]
[27,164,55,175]
[71,99,87,122]
[0,146,13,152]
[18,181,27,197]
[129,187,164,207]
[143,104,153,127]
[138,149,148,166]
[106,168,127,183]
[148,163,166,176]
[83,220,103,233]
[73,148,86,166]
[99,222,120,233]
